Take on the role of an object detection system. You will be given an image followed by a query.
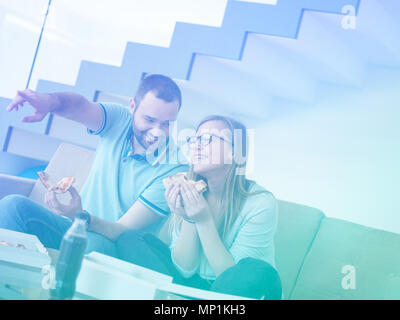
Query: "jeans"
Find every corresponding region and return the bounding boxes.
[0,195,117,256]
[116,229,282,300]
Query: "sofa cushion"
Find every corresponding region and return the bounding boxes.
[291,217,400,299]
[274,200,325,299]
[28,143,95,209]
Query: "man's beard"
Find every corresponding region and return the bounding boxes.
[131,121,166,154]
[132,125,147,149]
[132,123,152,152]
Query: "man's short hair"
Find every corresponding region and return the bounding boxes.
[134,74,182,109]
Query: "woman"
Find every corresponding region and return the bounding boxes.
[117,115,282,299]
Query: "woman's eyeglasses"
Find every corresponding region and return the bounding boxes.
[186,133,232,147]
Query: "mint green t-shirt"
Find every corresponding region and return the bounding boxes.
[169,183,278,280]
[79,102,188,235]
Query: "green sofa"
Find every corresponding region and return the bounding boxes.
[276,201,400,299]
[1,143,399,299]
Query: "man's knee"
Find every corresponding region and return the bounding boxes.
[1,194,30,208]
[0,194,36,232]
[0,194,32,218]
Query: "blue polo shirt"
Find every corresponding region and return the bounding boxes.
[79,102,188,235]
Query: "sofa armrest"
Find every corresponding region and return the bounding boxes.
[0,174,36,199]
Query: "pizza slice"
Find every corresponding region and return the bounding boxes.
[38,171,75,194]
[163,172,207,193]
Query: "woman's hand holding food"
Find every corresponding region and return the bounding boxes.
[165,181,212,223]
[165,183,186,217]
[178,181,212,223]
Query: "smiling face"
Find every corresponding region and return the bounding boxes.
[130,90,180,152]
[189,120,234,177]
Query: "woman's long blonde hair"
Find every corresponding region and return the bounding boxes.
[169,115,267,242]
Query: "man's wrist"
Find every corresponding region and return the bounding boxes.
[76,210,91,229]
[48,93,62,113]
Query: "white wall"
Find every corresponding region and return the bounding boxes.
[250,66,400,234]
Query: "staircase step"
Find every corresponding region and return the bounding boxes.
[47,116,99,150]
[5,126,95,162]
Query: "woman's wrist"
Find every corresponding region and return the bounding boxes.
[181,218,199,235]
[190,207,214,224]
[194,212,215,229]
[182,216,196,224]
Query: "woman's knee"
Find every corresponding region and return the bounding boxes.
[115,230,147,258]
[239,258,281,298]
[237,257,277,274]
[212,258,282,300]
[86,231,118,257]
[116,229,145,248]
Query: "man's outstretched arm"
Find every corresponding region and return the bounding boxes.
[6,89,104,132]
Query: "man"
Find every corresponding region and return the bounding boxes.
[0,74,188,256]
